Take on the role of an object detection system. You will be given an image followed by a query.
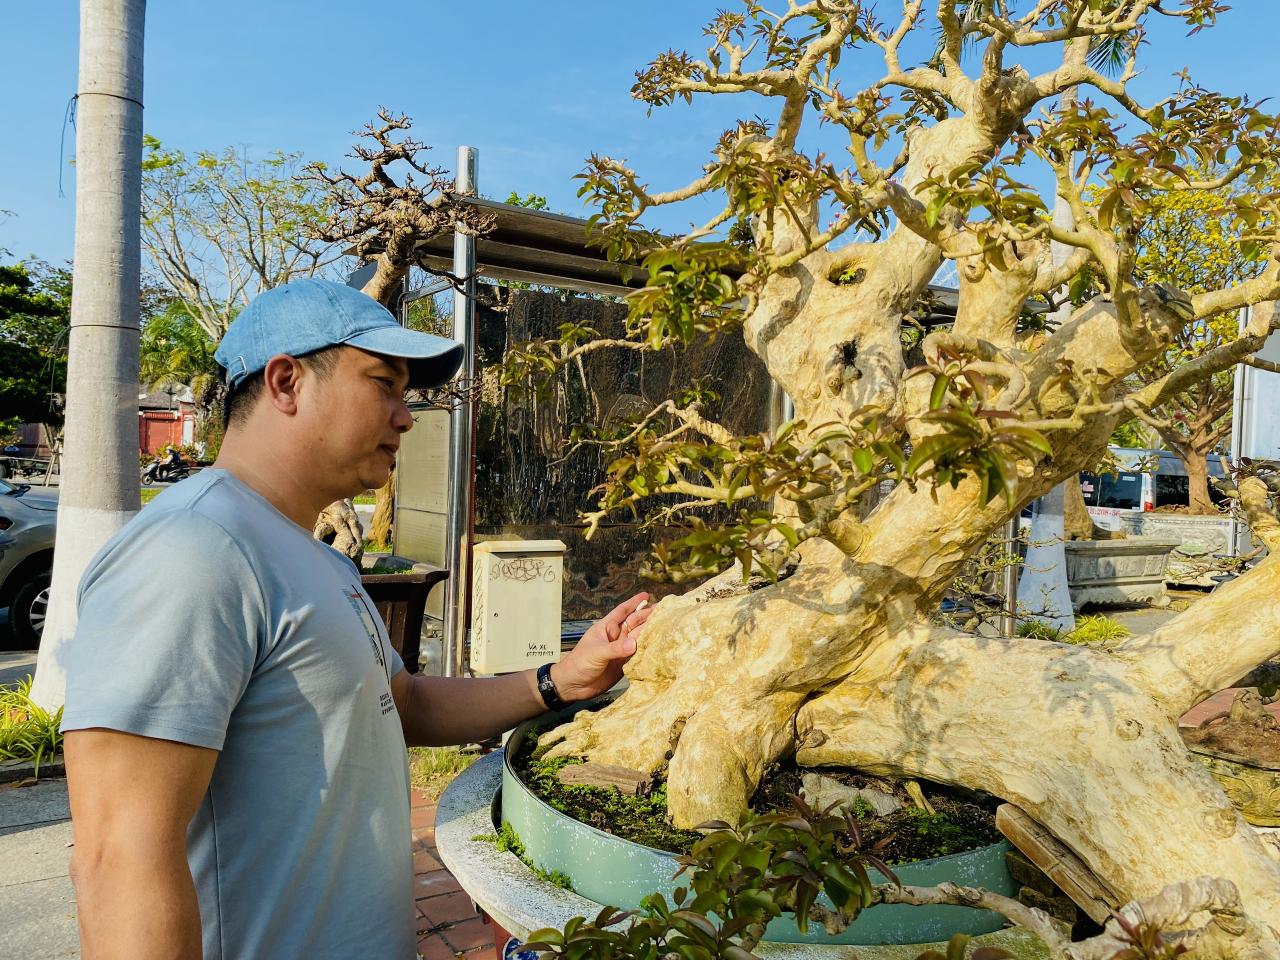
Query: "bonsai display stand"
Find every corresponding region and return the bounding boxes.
[362,565,449,673]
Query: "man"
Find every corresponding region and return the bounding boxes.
[61,279,653,960]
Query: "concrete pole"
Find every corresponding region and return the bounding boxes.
[442,146,478,677]
[32,0,146,709]
[1014,84,1078,635]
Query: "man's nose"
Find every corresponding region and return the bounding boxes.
[392,400,413,433]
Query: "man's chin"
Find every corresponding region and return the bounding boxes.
[359,465,393,492]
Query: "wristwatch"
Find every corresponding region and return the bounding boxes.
[536,663,567,711]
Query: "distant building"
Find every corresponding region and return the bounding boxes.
[137,386,196,454]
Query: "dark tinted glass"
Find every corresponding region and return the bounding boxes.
[1097,472,1142,509]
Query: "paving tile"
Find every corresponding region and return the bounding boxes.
[415,869,463,899]
[418,932,461,960]
[411,806,437,829]
[414,848,444,874]
[442,917,493,955]
[421,890,479,927]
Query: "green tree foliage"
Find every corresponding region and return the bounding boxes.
[0,262,70,437]
[138,300,225,454]
[1130,172,1277,510]
[141,136,343,340]
[1086,168,1280,510]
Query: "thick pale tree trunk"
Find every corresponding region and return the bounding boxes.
[368,471,395,549]
[32,0,145,710]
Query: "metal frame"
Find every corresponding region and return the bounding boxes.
[442,147,480,677]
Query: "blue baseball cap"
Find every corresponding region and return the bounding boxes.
[215,278,464,390]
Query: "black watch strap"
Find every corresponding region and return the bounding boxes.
[536,663,567,711]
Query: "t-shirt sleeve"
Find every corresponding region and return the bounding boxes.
[61,509,266,751]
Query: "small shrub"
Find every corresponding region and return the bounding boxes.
[1018,616,1129,646]
[1016,620,1063,641]
[0,677,63,776]
[1065,614,1130,646]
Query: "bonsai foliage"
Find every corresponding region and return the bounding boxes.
[524,800,1275,960]
[508,0,1280,937]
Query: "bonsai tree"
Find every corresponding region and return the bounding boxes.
[306,110,494,550]
[496,0,1280,931]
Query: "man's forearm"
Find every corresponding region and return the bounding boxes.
[73,841,202,959]
[399,669,547,747]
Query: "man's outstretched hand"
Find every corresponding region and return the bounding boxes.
[549,593,654,703]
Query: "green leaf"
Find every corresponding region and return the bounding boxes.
[929,374,952,411]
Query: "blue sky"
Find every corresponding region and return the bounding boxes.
[3,1,1277,267]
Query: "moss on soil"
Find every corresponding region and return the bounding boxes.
[519,736,702,852]
[514,727,1001,864]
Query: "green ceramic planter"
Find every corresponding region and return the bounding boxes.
[502,711,1017,946]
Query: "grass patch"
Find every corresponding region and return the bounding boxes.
[1,677,63,776]
[408,746,476,802]
[473,821,574,890]
[353,494,376,505]
[366,561,410,575]
[140,487,161,505]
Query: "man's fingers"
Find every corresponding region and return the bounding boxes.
[601,592,650,634]
[621,605,655,636]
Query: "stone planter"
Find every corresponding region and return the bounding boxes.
[436,748,1048,958]
[1183,743,1280,828]
[1118,513,1238,587]
[1063,538,1181,609]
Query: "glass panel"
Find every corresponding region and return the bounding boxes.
[1154,473,1189,507]
[1097,472,1142,509]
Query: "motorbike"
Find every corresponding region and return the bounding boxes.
[141,456,192,485]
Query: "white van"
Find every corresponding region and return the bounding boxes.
[1080,447,1228,531]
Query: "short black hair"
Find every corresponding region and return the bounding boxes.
[221,346,343,431]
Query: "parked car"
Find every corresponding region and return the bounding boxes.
[0,479,57,647]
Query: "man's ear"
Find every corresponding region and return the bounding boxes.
[261,354,304,416]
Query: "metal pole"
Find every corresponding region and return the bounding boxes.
[766,380,794,434]
[1000,517,1019,638]
[443,145,478,677]
[1228,305,1250,557]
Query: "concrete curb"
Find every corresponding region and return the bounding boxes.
[0,755,65,783]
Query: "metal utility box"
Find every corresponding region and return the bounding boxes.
[469,539,566,674]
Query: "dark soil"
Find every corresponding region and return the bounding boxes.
[749,767,1002,865]
[514,731,1002,864]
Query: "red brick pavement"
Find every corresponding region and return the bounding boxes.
[1179,687,1280,728]
[412,789,497,960]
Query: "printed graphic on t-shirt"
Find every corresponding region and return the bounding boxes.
[344,586,389,680]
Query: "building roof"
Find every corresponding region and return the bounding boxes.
[361,194,1040,325]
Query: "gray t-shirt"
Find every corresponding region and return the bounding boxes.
[62,469,414,960]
